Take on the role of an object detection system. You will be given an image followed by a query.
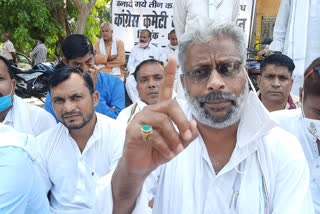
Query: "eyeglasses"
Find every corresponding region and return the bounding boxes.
[305,67,320,80]
[184,61,242,83]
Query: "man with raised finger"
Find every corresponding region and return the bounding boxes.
[95,21,314,213]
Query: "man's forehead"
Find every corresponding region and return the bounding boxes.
[264,64,291,75]
[138,64,163,77]
[0,61,9,77]
[69,54,94,63]
[186,37,241,62]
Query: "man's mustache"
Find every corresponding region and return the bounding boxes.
[62,111,83,118]
[195,91,238,103]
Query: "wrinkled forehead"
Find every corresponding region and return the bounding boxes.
[185,37,241,64]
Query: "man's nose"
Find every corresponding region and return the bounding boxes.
[272,78,281,87]
[63,99,76,112]
[206,69,225,91]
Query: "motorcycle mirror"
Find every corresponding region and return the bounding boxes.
[261,38,273,45]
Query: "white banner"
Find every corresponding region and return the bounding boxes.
[112,0,174,52]
[112,0,256,52]
[237,0,256,47]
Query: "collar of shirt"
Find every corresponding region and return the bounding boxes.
[3,107,13,127]
[62,113,101,156]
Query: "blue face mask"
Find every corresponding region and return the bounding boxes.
[0,86,13,113]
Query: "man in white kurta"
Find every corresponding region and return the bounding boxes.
[94,21,314,213]
[268,0,320,96]
[0,56,56,136]
[126,30,161,103]
[173,0,240,40]
[271,58,320,213]
[30,67,125,213]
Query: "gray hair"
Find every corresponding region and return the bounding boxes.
[178,21,246,74]
[100,22,113,31]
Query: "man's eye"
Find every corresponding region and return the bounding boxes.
[219,62,238,73]
[279,76,288,81]
[191,67,211,77]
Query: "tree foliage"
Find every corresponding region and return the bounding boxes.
[0,0,111,60]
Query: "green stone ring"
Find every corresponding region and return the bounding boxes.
[141,125,153,142]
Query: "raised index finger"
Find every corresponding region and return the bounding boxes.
[159,55,177,101]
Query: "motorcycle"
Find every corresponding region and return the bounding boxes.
[10,63,55,102]
[246,38,273,91]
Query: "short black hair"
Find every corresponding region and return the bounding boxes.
[62,34,94,62]
[303,57,320,99]
[134,59,164,81]
[0,55,14,79]
[260,54,295,76]
[38,37,45,43]
[169,29,176,37]
[140,29,151,39]
[49,66,94,94]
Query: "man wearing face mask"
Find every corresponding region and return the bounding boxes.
[272,57,320,213]
[126,29,161,103]
[0,55,55,136]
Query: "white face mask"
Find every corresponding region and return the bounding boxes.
[302,92,320,140]
[139,42,149,48]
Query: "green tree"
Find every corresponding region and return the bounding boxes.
[0,0,111,60]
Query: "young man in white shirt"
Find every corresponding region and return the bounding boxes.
[95,21,314,213]
[126,29,161,103]
[272,57,320,213]
[31,66,125,213]
[117,59,164,124]
[0,55,56,136]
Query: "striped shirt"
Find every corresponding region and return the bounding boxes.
[31,43,47,66]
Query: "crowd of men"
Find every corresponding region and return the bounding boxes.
[1,0,320,213]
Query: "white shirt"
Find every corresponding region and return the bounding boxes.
[31,113,125,213]
[117,98,146,124]
[2,95,56,136]
[126,44,161,103]
[0,40,15,60]
[271,109,320,213]
[173,0,240,40]
[94,92,314,213]
[269,0,320,95]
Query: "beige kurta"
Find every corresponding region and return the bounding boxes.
[94,39,126,78]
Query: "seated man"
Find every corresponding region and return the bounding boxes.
[45,34,125,120]
[272,57,320,213]
[117,59,164,124]
[0,124,49,213]
[94,23,126,79]
[160,29,179,67]
[0,55,56,136]
[32,67,125,213]
[257,54,301,112]
[94,21,313,213]
[126,29,161,103]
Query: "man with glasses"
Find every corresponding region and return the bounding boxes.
[95,21,313,213]
[44,34,125,120]
[272,57,320,213]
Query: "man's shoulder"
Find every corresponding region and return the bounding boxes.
[261,126,305,162]
[117,103,136,122]
[98,71,123,85]
[96,113,126,137]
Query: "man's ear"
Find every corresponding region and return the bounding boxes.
[92,91,99,107]
[299,87,303,103]
[180,74,185,88]
[62,57,68,65]
[11,79,16,95]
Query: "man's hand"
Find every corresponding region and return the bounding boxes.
[112,56,198,214]
[87,64,99,90]
[108,55,117,61]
